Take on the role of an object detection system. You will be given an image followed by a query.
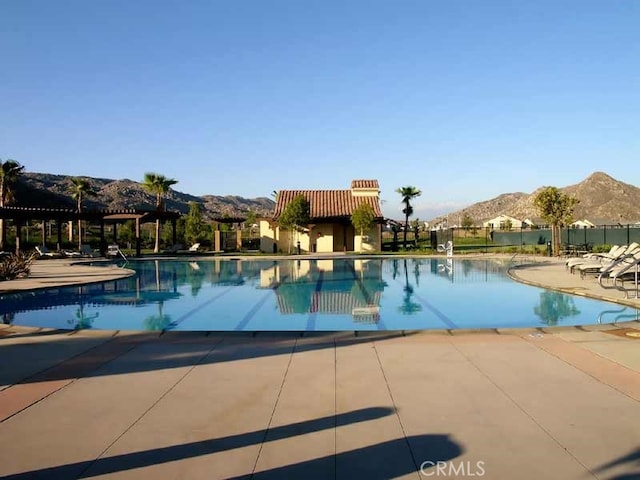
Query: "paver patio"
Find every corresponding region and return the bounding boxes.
[0,256,639,479]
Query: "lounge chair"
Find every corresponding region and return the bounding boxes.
[178,243,201,253]
[163,244,183,254]
[80,244,100,258]
[577,244,640,278]
[35,245,61,258]
[106,244,120,257]
[565,245,622,270]
[571,243,639,275]
[597,250,640,286]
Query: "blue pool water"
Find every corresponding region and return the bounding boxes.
[1,258,638,331]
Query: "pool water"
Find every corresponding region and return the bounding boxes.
[1,258,638,331]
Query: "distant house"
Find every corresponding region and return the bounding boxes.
[570,219,596,228]
[260,180,384,253]
[482,214,523,230]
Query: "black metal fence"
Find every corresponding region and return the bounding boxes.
[382,225,640,253]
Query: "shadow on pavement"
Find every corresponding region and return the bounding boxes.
[0,407,464,480]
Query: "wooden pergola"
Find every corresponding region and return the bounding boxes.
[0,207,181,257]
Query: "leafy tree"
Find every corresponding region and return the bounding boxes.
[411,218,421,242]
[351,203,376,252]
[185,202,205,245]
[245,210,258,228]
[142,173,178,253]
[501,219,513,232]
[118,220,136,247]
[68,177,98,250]
[396,186,421,247]
[534,186,579,255]
[0,159,25,249]
[278,194,310,253]
[461,213,474,236]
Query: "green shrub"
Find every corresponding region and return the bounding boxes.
[591,244,612,253]
[0,251,37,281]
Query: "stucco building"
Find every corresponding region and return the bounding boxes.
[259,180,384,253]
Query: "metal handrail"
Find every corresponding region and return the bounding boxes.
[107,245,128,267]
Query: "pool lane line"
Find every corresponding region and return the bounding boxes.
[164,286,236,331]
[391,275,459,330]
[233,275,290,331]
[234,292,275,331]
[306,270,324,331]
[411,292,459,329]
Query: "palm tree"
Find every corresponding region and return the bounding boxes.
[398,259,422,315]
[142,173,178,253]
[396,186,422,247]
[0,159,25,250]
[68,177,98,250]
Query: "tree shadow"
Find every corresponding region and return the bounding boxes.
[0,407,463,480]
[0,330,416,387]
[594,447,640,480]
[238,434,463,480]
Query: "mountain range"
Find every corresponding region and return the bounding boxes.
[10,171,640,226]
[429,172,640,226]
[14,173,275,220]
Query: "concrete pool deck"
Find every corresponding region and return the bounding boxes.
[0,256,639,479]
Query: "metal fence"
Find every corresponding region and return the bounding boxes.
[382,225,640,253]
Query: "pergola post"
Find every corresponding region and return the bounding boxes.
[57,218,62,251]
[214,230,221,252]
[135,218,141,257]
[41,220,47,247]
[1,219,6,251]
[236,229,242,251]
[112,223,117,243]
[99,220,106,255]
[15,222,22,255]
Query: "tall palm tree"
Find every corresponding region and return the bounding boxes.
[68,177,98,250]
[0,159,25,250]
[142,173,178,253]
[396,186,422,247]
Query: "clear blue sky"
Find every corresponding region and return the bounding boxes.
[2,1,638,219]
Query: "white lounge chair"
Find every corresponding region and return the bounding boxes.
[597,250,640,286]
[573,243,640,276]
[574,243,640,282]
[566,245,622,270]
[35,245,60,258]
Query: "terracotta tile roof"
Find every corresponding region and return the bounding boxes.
[351,180,379,189]
[273,190,383,220]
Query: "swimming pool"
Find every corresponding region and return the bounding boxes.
[1,258,638,331]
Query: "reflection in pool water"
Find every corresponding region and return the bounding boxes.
[1,258,638,331]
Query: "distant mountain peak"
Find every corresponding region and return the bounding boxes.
[429,172,640,225]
